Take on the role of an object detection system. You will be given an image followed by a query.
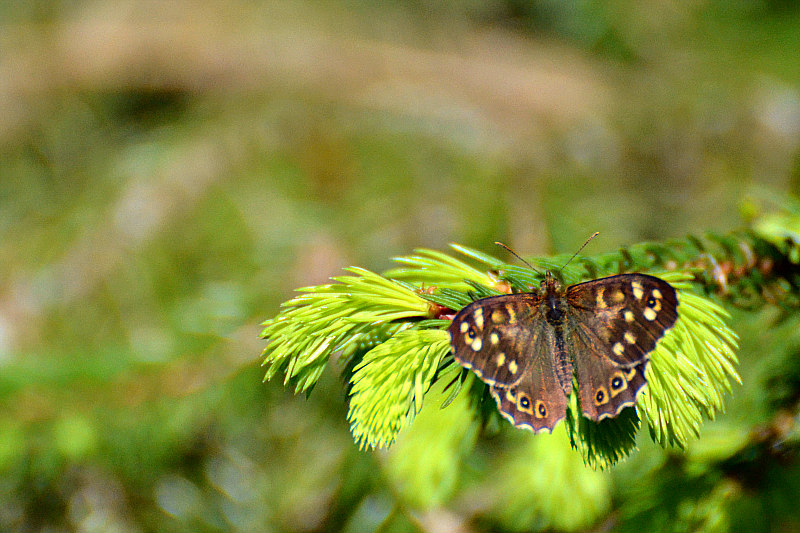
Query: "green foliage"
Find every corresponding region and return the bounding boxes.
[260,267,430,393]
[348,330,452,449]
[386,245,499,289]
[383,372,479,510]
[750,189,800,264]
[565,391,642,470]
[261,240,743,467]
[490,426,612,531]
[640,277,740,449]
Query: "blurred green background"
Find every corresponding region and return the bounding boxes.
[2,1,800,531]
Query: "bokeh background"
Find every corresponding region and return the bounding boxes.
[2,1,800,531]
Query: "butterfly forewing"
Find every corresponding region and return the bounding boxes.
[566,274,678,367]
[565,273,677,421]
[448,294,541,388]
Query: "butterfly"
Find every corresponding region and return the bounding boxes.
[448,270,678,432]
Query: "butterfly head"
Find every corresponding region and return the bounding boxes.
[542,270,561,293]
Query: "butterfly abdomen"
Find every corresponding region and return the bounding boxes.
[549,322,575,396]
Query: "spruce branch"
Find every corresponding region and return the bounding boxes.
[385,245,499,289]
[260,223,800,465]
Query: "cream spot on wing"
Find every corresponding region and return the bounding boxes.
[624,310,635,322]
[508,360,518,374]
[490,332,500,345]
[632,281,644,300]
[506,305,517,324]
[460,321,469,333]
[473,308,484,330]
[471,338,482,351]
[612,290,625,302]
[652,289,663,299]
[644,308,657,321]
[624,332,636,344]
[596,288,607,309]
[496,352,506,366]
[613,342,625,356]
[492,309,504,322]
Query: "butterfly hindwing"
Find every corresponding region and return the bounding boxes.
[489,348,569,432]
[448,294,541,388]
[570,324,650,420]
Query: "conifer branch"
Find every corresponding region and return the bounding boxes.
[261,211,800,465]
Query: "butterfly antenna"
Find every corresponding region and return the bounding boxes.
[494,242,542,274]
[560,231,599,272]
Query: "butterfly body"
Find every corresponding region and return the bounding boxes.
[449,272,678,432]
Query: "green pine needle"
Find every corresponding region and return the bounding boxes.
[565,390,641,470]
[383,368,480,511]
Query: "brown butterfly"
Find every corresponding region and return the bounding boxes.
[448,270,678,432]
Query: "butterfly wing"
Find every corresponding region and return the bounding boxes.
[566,273,678,421]
[489,339,570,432]
[566,274,678,366]
[571,325,650,420]
[448,293,541,388]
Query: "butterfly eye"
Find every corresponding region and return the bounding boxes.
[520,397,530,409]
[536,401,547,418]
[611,376,624,390]
[647,296,656,307]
